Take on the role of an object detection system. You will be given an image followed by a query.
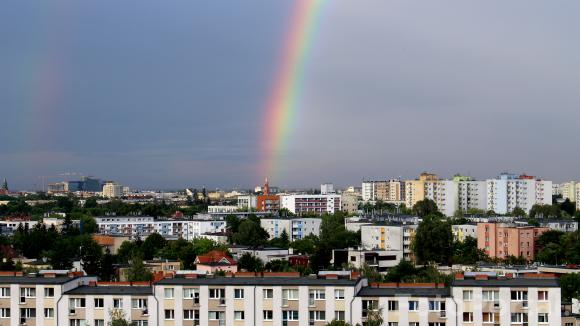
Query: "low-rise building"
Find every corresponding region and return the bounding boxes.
[194,250,237,274]
[452,224,477,242]
[477,223,549,261]
[332,248,403,272]
[207,206,238,214]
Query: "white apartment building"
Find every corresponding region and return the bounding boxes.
[320,183,334,195]
[457,180,488,212]
[207,206,238,214]
[236,195,257,210]
[95,216,226,241]
[360,224,418,261]
[280,194,341,215]
[425,180,458,217]
[0,272,562,326]
[260,218,321,241]
[102,182,123,198]
[486,174,552,215]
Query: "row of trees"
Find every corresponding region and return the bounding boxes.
[535,230,580,265]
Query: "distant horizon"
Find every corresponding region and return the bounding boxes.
[2,1,580,190]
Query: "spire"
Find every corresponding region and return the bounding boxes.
[264,178,270,195]
[1,178,7,191]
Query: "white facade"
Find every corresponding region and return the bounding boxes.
[457,181,488,212]
[486,174,552,215]
[560,181,577,202]
[280,194,341,215]
[260,218,321,241]
[236,195,257,209]
[207,206,238,214]
[95,216,226,240]
[320,183,334,195]
[452,224,477,242]
[425,180,459,217]
[360,225,403,251]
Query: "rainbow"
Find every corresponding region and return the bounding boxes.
[259,0,324,181]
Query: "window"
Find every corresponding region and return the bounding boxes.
[511,291,528,301]
[410,323,420,326]
[164,288,174,299]
[209,288,225,299]
[429,300,446,311]
[282,289,299,300]
[44,308,54,318]
[511,313,528,324]
[263,289,274,299]
[538,291,548,301]
[283,310,299,321]
[0,288,9,297]
[335,310,345,321]
[310,289,325,300]
[538,313,549,324]
[463,290,473,301]
[131,299,148,309]
[183,288,199,299]
[0,308,10,318]
[20,308,36,318]
[363,300,379,311]
[44,287,54,297]
[263,310,273,321]
[334,289,345,300]
[234,289,244,299]
[94,320,105,326]
[235,311,245,320]
[94,298,104,308]
[164,309,174,320]
[184,310,195,320]
[69,320,86,326]
[20,287,36,298]
[69,298,86,308]
[388,323,399,326]
[409,301,419,311]
[428,323,445,326]
[113,298,123,308]
[388,300,399,311]
[483,313,497,323]
[209,311,224,320]
[483,290,500,302]
[463,312,474,323]
[310,311,326,321]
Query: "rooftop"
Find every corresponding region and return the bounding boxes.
[453,273,560,287]
[155,275,361,286]
[65,285,153,296]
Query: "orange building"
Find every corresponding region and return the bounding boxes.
[477,223,549,261]
[257,195,280,212]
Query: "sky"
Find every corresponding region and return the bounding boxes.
[1,0,580,190]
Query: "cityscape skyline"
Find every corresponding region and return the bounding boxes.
[2,1,580,189]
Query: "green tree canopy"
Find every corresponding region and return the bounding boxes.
[232,219,269,246]
[412,214,453,265]
[412,199,441,217]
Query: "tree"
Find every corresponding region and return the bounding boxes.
[265,259,293,272]
[84,197,98,209]
[237,253,264,272]
[561,199,576,217]
[191,238,226,256]
[510,207,527,218]
[269,229,290,248]
[225,215,241,243]
[99,249,116,281]
[290,237,317,255]
[364,308,384,326]
[125,253,152,282]
[117,241,142,263]
[233,219,269,246]
[108,309,136,326]
[78,215,98,234]
[412,199,441,217]
[412,214,453,265]
[529,204,561,219]
[452,236,488,264]
[79,236,103,276]
[326,320,352,326]
[561,273,580,302]
[141,233,167,260]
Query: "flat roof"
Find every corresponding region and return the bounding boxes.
[156,276,360,287]
[65,285,153,295]
[358,287,450,297]
[0,276,79,285]
[453,278,560,288]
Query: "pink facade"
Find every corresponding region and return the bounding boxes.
[477,223,548,261]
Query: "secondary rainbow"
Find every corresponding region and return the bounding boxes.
[260,0,324,181]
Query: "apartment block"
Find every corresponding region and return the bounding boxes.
[476,223,549,261]
[256,195,280,212]
[486,174,552,215]
[260,218,321,241]
[362,180,405,203]
[452,224,477,242]
[0,271,562,326]
[456,178,488,213]
[280,194,341,215]
[560,181,577,203]
[425,180,458,217]
[95,216,226,241]
[360,224,418,261]
[236,195,257,210]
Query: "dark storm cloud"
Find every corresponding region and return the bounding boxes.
[1,1,579,189]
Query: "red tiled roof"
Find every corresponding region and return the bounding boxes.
[195,250,236,265]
